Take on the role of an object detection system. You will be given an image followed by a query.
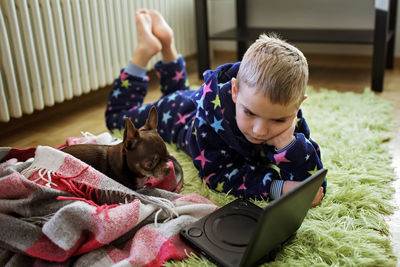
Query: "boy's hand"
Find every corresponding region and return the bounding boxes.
[312,186,324,207]
[281,180,300,194]
[266,117,296,150]
[282,181,324,207]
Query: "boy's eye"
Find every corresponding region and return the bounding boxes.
[274,119,286,123]
[243,108,254,116]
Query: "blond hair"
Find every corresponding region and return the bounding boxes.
[236,33,308,106]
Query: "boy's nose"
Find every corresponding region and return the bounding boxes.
[253,120,268,137]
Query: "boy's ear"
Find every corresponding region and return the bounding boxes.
[295,95,308,110]
[144,106,158,130]
[124,117,139,149]
[300,95,308,104]
[231,78,238,103]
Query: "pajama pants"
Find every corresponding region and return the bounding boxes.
[105,56,196,155]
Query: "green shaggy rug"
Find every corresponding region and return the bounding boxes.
[115,88,397,266]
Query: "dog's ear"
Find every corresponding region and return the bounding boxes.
[123,117,139,149]
[144,106,158,130]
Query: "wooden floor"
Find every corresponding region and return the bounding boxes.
[0,52,400,262]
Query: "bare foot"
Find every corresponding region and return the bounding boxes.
[148,10,178,62]
[131,9,161,68]
[148,10,173,46]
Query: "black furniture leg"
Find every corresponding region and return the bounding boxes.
[195,0,210,79]
[238,42,247,61]
[236,0,247,60]
[386,0,398,69]
[371,6,389,92]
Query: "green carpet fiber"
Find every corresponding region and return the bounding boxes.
[115,88,398,266]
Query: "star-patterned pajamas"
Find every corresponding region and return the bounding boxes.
[105,57,325,200]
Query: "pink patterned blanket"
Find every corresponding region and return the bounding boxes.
[0,133,217,266]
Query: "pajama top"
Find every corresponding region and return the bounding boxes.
[105,57,325,200]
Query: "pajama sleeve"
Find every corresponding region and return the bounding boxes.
[264,110,325,193]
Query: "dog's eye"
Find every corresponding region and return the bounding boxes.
[143,160,154,170]
[143,155,159,170]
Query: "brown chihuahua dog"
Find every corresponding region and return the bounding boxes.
[61,106,170,190]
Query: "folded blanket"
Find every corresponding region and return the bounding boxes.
[0,134,218,266]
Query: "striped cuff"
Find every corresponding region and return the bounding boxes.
[270,180,284,200]
[275,136,297,153]
[125,61,147,78]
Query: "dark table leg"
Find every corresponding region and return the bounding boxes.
[386,0,398,69]
[371,7,389,92]
[236,0,247,60]
[195,0,210,79]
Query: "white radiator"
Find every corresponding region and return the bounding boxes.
[0,0,196,122]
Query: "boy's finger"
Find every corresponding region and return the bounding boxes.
[311,188,324,207]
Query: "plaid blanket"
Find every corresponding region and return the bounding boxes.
[0,133,218,266]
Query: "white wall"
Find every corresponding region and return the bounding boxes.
[208,0,400,56]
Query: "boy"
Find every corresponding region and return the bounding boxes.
[105,9,326,206]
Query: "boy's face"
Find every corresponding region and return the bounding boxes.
[231,78,303,145]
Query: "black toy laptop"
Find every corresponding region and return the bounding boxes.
[180,168,327,267]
